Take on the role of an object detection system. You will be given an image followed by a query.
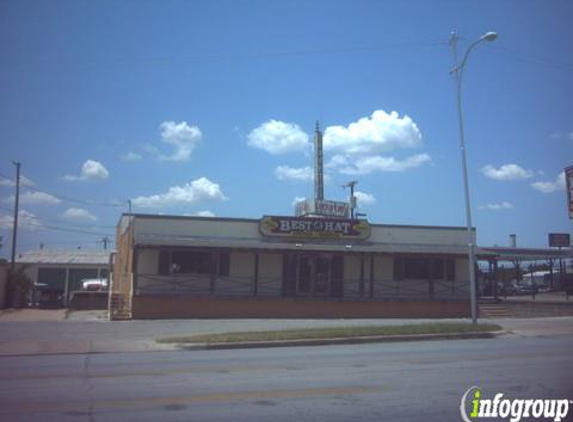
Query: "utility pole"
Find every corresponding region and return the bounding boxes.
[10,162,21,272]
[127,199,132,213]
[99,236,110,250]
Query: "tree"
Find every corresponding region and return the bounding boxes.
[7,265,33,308]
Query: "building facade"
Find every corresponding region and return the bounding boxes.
[110,214,478,319]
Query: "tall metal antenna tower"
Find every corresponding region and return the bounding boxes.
[314,121,324,201]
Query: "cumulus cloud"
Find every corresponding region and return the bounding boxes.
[194,210,215,217]
[0,210,41,231]
[275,165,313,181]
[324,110,423,155]
[292,196,306,206]
[121,151,142,162]
[478,202,514,211]
[63,160,109,181]
[0,174,35,187]
[61,207,98,222]
[248,120,309,155]
[481,164,534,181]
[354,191,376,206]
[320,110,429,176]
[131,177,227,209]
[328,153,431,175]
[531,172,566,193]
[2,191,61,206]
[157,121,202,162]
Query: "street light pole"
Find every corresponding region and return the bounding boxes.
[449,31,497,324]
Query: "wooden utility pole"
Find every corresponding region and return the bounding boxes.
[10,162,21,272]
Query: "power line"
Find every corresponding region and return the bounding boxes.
[5,39,449,69]
[0,172,124,208]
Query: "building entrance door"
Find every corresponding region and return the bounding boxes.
[296,255,331,296]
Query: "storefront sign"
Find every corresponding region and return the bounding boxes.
[548,233,571,248]
[260,216,370,239]
[294,198,350,218]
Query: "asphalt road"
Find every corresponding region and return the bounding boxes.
[1,334,572,422]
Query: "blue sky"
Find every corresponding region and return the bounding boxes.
[0,0,571,255]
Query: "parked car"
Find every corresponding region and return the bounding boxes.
[81,278,108,291]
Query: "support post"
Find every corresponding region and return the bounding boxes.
[359,253,365,297]
[253,252,259,296]
[369,254,374,298]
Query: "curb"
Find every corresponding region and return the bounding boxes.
[178,330,504,351]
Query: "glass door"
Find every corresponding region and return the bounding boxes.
[296,255,331,296]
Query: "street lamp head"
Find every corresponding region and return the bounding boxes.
[481,31,498,42]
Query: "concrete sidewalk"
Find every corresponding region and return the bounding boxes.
[0,309,572,357]
[0,308,67,322]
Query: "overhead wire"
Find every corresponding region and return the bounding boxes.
[0,172,125,208]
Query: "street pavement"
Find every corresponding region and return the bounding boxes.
[1,331,572,422]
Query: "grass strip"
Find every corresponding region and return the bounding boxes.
[156,322,502,344]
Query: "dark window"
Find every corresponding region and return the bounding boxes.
[218,252,230,276]
[403,259,430,280]
[431,260,444,280]
[159,250,170,275]
[37,268,66,291]
[395,258,452,281]
[171,251,211,274]
[446,259,455,281]
[393,258,404,281]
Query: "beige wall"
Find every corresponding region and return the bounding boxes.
[456,258,469,282]
[229,252,255,278]
[258,253,282,296]
[131,216,472,252]
[137,248,159,274]
[135,217,260,241]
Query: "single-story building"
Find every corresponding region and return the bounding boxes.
[110,213,492,320]
[16,249,112,307]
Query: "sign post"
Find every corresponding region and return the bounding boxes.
[566,165,573,219]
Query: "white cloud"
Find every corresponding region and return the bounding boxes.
[157,121,202,162]
[63,160,109,181]
[194,210,215,217]
[131,177,227,209]
[354,191,376,206]
[2,191,61,205]
[481,164,534,181]
[329,153,432,175]
[478,202,514,211]
[292,196,306,206]
[531,172,566,193]
[0,210,41,231]
[0,174,35,187]
[61,207,98,222]
[121,151,142,161]
[275,165,313,181]
[324,110,423,155]
[248,120,309,155]
[550,132,573,141]
[320,110,429,176]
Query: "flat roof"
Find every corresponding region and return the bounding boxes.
[16,249,112,265]
[480,247,573,261]
[122,212,472,232]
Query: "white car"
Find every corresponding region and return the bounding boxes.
[81,278,108,291]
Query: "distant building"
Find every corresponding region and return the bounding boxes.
[16,249,112,307]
